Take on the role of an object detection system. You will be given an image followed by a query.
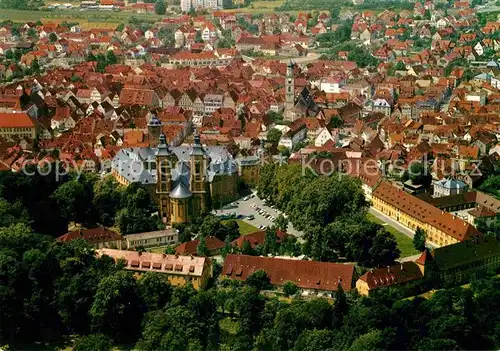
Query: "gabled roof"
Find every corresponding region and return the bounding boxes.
[373,181,480,242]
[175,236,225,256]
[0,112,34,128]
[358,262,423,290]
[57,227,122,244]
[223,254,354,292]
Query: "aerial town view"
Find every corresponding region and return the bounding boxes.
[0,0,500,349]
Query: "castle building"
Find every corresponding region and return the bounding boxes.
[111,130,238,226]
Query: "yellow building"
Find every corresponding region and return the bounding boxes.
[356,262,423,296]
[98,248,213,290]
[0,112,36,140]
[111,129,239,226]
[238,156,261,187]
[372,181,480,247]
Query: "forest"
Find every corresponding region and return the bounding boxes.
[2,225,500,350]
[0,165,162,236]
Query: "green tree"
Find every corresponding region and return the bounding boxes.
[154,0,166,15]
[74,334,113,351]
[246,269,271,290]
[195,30,203,43]
[333,283,348,325]
[283,281,298,296]
[293,329,336,351]
[90,271,144,341]
[348,330,386,351]
[413,227,426,251]
[408,161,431,186]
[30,58,40,74]
[241,239,255,255]
[48,32,58,42]
[51,179,92,224]
[262,226,278,255]
[275,215,288,232]
[0,198,30,227]
[224,219,240,241]
[137,272,172,311]
[93,176,124,226]
[266,128,282,147]
[197,235,210,256]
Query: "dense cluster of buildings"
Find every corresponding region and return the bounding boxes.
[0,1,500,297]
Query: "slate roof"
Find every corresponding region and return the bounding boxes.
[170,182,192,199]
[111,143,237,185]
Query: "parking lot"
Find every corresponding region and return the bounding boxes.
[216,193,303,238]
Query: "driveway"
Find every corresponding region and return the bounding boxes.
[216,194,304,238]
[369,207,415,239]
[369,207,438,249]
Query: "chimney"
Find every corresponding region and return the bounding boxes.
[400,263,404,271]
[190,254,194,260]
[162,253,166,258]
[387,265,391,273]
[338,276,342,284]
[453,215,456,220]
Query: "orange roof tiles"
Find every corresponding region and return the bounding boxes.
[373,181,480,242]
[0,113,34,128]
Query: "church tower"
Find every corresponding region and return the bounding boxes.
[156,134,176,224]
[284,61,296,122]
[147,114,162,148]
[190,132,209,215]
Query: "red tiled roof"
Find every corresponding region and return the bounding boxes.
[373,181,480,242]
[358,261,423,290]
[231,229,287,249]
[223,254,354,292]
[175,236,225,256]
[0,113,34,128]
[57,227,122,244]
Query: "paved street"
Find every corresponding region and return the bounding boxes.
[216,193,304,238]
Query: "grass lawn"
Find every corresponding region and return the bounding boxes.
[222,219,258,235]
[366,213,419,258]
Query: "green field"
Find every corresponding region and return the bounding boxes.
[222,219,259,235]
[366,213,419,258]
[0,8,164,25]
